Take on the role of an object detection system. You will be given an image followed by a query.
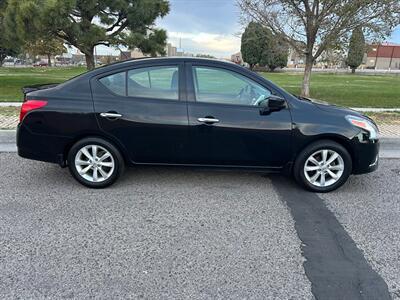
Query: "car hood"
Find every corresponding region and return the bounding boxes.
[297,96,364,117]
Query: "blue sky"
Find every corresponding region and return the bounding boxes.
[157,0,400,57]
[156,0,241,58]
[95,0,400,58]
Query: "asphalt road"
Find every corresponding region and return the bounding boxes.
[0,153,399,299]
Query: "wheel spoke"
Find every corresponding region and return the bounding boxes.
[326,152,339,165]
[98,167,108,178]
[322,150,328,164]
[320,172,326,186]
[310,172,320,183]
[76,159,90,166]
[99,162,113,167]
[327,169,338,179]
[99,152,111,162]
[328,165,343,171]
[305,165,320,171]
[81,147,93,160]
[309,156,320,166]
[92,145,98,159]
[93,168,98,182]
[79,165,92,175]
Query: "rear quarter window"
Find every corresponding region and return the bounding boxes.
[99,72,126,96]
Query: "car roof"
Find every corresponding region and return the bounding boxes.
[95,56,237,73]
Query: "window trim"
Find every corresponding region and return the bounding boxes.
[189,65,275,108]
[96,63,184,102]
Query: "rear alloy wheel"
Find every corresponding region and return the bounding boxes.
[68,137,124,188]
[294,140,352,192]
[75,145,115,183]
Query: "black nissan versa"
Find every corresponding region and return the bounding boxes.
[17,57,379,192]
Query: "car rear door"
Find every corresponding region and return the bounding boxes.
[185,62,292,167]
[91,61,188,164]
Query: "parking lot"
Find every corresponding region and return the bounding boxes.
[0,153,399,299]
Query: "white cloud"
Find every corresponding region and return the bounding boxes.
[168,31,240,57]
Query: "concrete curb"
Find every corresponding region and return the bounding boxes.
[0,102,22,107]
[352,108,400,112]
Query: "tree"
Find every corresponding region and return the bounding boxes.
[238,0,400,96]
[241,22,288,71]
[0,0,19,66]
[24,38,66,66]
[347,27,365,73]
[260,30,288,71]
[261,44,288,71]
[241,22,265,69]
[5,0,170,70]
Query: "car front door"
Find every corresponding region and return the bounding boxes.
[185,63,292,167]
[91,62,188,164]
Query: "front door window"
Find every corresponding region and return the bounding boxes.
[192,66,272,106]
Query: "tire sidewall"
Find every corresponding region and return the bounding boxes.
[68,137,124,188]
[294,140,352,193]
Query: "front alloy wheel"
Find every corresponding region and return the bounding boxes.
[294,140,352,192]
[303,149,344,187]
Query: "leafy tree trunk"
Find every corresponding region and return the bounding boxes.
[85,50,95,70]
[0,52,6,67]
[301,55,313,97]
[47,54,52,67]
[351,68,355,74]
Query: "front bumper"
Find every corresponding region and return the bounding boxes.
[351,137,380,174]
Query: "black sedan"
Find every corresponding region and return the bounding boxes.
[17,57,379,192]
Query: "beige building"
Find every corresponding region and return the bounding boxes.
[166,43,177,56]
[131,48,147,58]
[366,43,400,70]
[231,52,243,64]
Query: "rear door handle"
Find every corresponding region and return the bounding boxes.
[100,112,122,119]
[197,117,219,124]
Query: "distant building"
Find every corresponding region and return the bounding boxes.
[121,43,180,60]
[231,52,243,64]
[120,51,132,61]
[165,43,177,56]
[366,43,400,70]
[287,47,304,67]
[131,48,147,59]
[316,48,346,68]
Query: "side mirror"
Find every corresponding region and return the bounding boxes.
[260,95,286,115]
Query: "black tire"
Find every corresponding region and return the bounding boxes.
[293,140,352,192]
[67,137,125,188]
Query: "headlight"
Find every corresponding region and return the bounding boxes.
[345,115,379,140]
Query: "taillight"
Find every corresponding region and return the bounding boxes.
[19,100,48,122]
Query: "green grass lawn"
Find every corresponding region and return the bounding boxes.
[0,66,399,107]
[261,72,400,108]
[0,67,86,101]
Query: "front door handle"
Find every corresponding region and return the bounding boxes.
[197,117,219,124]
[100,112,122,119]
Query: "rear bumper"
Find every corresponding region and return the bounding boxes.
[351,138,380,174]
[17,124,71,166]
